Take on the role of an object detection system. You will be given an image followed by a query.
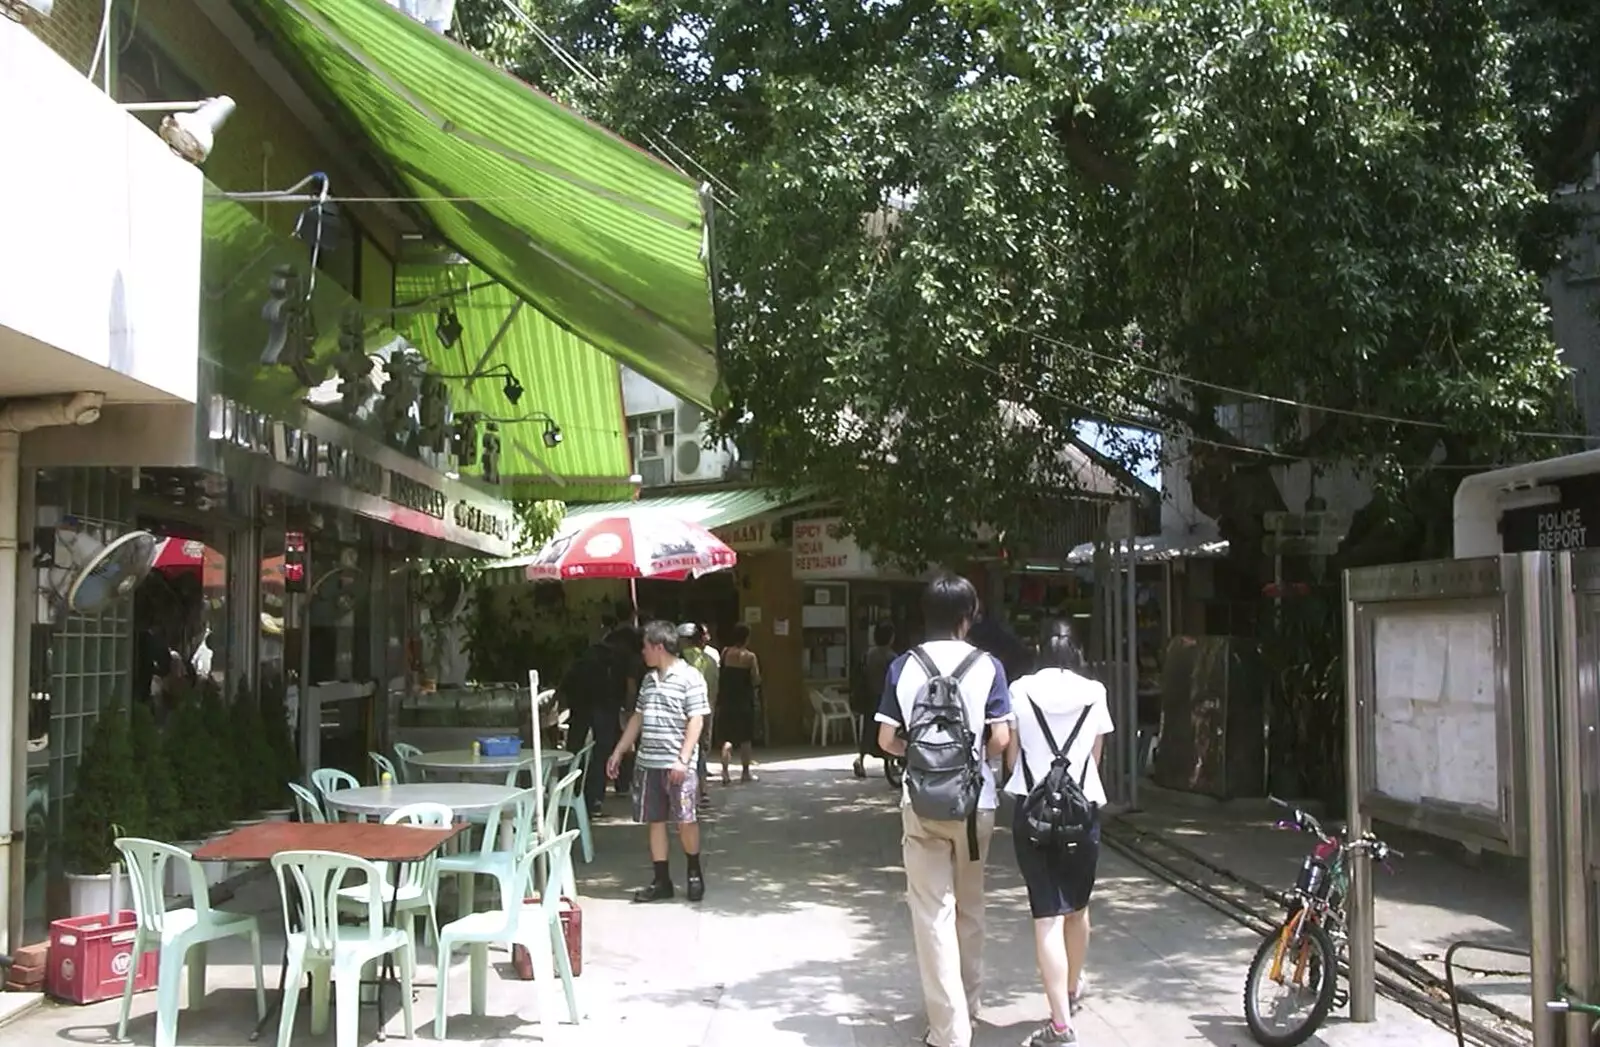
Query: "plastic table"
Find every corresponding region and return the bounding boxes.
[324,782,523,822]
[405,748,573,780]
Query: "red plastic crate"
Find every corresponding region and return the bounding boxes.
[46,910,158,1004]
[512,897,582,978]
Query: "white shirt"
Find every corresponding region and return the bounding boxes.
[875,640,1015,810]
[1003,668,1115,806]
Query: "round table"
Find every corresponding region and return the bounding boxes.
[406,748,574,780]
[324,782,524,822]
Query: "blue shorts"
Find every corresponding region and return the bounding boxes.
[1011,802,1100,919]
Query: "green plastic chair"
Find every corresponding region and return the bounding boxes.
[393,742,424,782]
[369,752,399,783]
[288,782,325,823]
[114,838,266,1047]
[310,768,360,821]
[558,738,596,863]
[271,850,415,1047]
[435,830,582,1039]
[541,768,583,900]
[436,788,539,917]
[338,802,451,951]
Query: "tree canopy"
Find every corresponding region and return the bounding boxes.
[456,0,1588,568]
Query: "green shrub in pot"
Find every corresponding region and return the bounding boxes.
[129,701,180,842]
[60,700,146,875]
[260,673,301,802]
[164,684,227,838]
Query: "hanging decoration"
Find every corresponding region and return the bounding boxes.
[481,422,502,485]
[330,309,373,415]
[418,374,450,453]
[260,264,317,386]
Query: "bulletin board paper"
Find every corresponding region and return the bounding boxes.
[1371,609,1499,815]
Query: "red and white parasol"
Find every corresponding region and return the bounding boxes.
[523,514,737,582]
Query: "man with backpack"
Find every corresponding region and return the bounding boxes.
[875,574,1014,1047]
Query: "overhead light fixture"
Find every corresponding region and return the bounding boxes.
[123,96,236,165]
[503,372,524,406]
[541,419,563,448]
[435,307,463,348]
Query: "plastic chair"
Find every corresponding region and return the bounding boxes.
[289,781,326,824]
[557,738,596,863]
[271,850,415,1047]
[310,768,361,821]
[114,838,266,1047]
[435,830,581,1039]
[808,688,856,746]
[436,788,539,917]
[369,752,399,783]
[338,803,451,951]
[541,768,583,900]
[393,742,424,782]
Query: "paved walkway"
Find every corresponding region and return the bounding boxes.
[10,751,1453,1046]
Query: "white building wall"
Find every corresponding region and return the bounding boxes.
[0,18,202,404]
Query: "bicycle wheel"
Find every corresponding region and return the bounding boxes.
[1243,912,1338,1047]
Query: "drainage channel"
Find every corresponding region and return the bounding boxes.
[1103,820,1530,1047]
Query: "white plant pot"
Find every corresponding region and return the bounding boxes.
[202,831,232,887]
[227,818,265,878]
[65,871,120,918]
[170,840,203,899]
[262,808,293,823]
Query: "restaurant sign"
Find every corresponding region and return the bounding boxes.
[714,518,776,551]
[207,394,515,552]
[792,517,876,577]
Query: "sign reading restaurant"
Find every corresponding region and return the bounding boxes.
[207,394,515,545]
[792,516,876,577]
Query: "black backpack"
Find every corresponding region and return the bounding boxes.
[1018,699,1097,852]
[903,646,986,860]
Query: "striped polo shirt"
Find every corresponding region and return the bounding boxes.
[636,658,711,769]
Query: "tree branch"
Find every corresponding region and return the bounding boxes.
[1050,110,1137,191]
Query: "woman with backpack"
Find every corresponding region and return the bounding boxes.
[1001,619,1114,1047]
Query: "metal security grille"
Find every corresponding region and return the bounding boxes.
[36,468,134,827]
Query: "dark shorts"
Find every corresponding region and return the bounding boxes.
[631,765,698,824]
[1011,801,1100,919]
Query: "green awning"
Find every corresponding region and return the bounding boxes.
[395,263,635,502]
[480,486,816,585]
[254,0,719,407]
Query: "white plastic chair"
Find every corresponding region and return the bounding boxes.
[288,781,326,823]
[369,751,399,783]
[540,768,582,899]
[557,737,596,863]
[809,688,856,746]
[271,850,415,1047]
[310,768,361,821]
[393,742,424,782]
[338,803,451,951]
[435,830,581,1039]
[436,788,539,917]
[115,838,266,1047]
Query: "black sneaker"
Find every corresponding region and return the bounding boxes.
[686,872,705,902]
[632,881,674,903]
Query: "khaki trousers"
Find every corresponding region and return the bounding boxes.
[902,804,996,1047]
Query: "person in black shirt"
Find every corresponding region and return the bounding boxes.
[562,628,634,815]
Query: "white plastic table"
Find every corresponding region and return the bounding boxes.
[324,782,523,822]
[406,748,574,780]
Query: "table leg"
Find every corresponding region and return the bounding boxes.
[251,890,304,1042]
[373,859,406,1043]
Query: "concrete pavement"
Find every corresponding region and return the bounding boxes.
[6,750,1455,1046]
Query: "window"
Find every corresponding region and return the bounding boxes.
[625,412,676,467]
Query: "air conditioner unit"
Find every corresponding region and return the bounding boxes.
[638,456,670,487]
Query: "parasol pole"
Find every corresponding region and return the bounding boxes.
[528,668,544,840]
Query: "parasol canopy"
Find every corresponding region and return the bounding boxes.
[524,514,736,582]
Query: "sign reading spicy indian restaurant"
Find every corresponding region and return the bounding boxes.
[792,517,865,576]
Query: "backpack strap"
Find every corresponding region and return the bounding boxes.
[907,645,939,682]
[966,805,980,862]
[950,648,985,682]
[1022,701,1093,791]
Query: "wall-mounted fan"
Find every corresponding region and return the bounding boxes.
[39,519,159,621]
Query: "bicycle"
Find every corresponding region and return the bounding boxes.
[1243,797,1401,1047]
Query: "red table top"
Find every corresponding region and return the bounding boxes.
[192,821,466,863]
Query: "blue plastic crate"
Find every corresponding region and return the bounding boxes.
[478,735,522,757]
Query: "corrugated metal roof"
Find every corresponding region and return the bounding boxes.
[256,0,719,406]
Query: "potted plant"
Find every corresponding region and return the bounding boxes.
[164,683,228,885]
[260,673,301,813]
[60,700,146,916]
[232,684,290,823]
[128,703,182,896]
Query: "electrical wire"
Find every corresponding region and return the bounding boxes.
[491,0,742,207]
[954,350,1535,473]
[1004,322,1590,443]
